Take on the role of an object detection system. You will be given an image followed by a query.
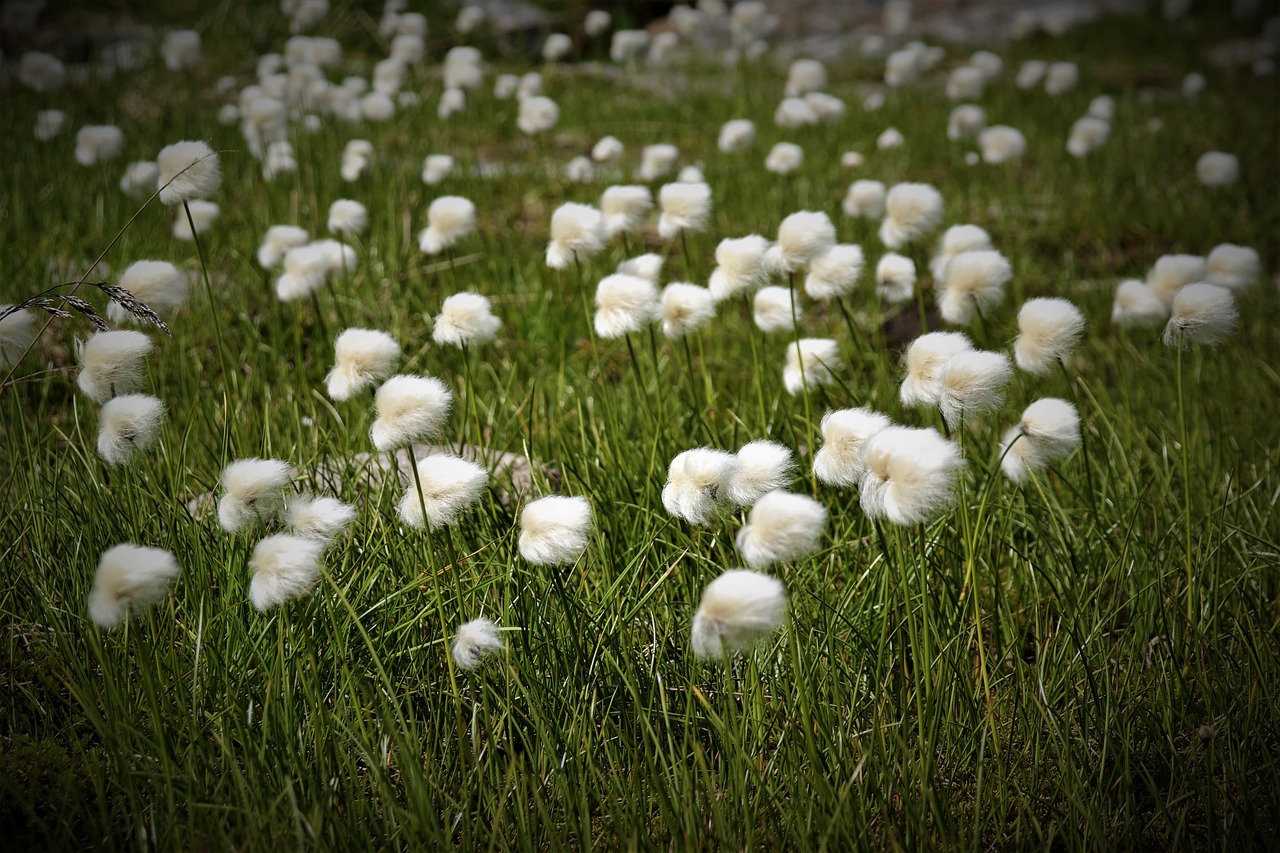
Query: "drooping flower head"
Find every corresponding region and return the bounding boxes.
[518,495,592,565]
[218,458,292,532]
[813,407,891,486]
[1014,297,1085,374]
[419,196,476,255]
[690,569,787,657]
[97,394,166,466]
[89,544,181,629]
[547,202,606,269]
[859,426,964,525]
[879,183,944,249]
[77,330,153,404]
[157,140,222,205]
[249,534,325,611]
[662,447,740,524]
[397,454,488,528]
[736,490,826,569]
[370,374,452,451]
[433,292,501,347]
[1163,283,1238,348]
[999,398,1081,484]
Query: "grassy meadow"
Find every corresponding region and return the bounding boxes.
[2,2,1278,849]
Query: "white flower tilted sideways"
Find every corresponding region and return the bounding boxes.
[638,144,678,182]
[859,426,964,525]
[690,569,787,658]
[434,293,501,347]
[939,250,1011,325]
[765,142,803,175]
[419,196,476,255]
[805,244,864,301]
[929,224,993,282]
[119,161,160,198]
[89,544,180,629]
[753,286,801,334]
[258,225,310,269]
[547,202,606,269]
[1163,284,1238,348]
[600,186,653,239]
[1206,244,1260,291]
[1000,398,1081,484]
[1148,254,1208,306]
[77,330,153,404]
[718,119,755,153]
[660,283,715,339]
[156,140,221,205]
[709,235,771,302]
[728,440,794,506]
[875,253,917,304]
[0,307,37,369]
[616,253,664,282]
[1067,117,1110,157]
[97,394,166,466]
[662,448,740,524]
[1196,151,1239,186]
[947,104,987,141]
[775,210,836,273]
[737,490,826,571]
[592,135,624,163]
[249,534,325,611]
[370,374,453,451]
[813,407,891,486]
[453,618,504,670]
[594,274,660,338]
[326,328,401,401]
[327,199,368,237]
[978,126,1026,164]
[843,180,886,219]
[938,350,1013,430]
[517,95,559,134]
[75,125,125,166]
[1111,280,1168,327]
[1044,61,1079,96]
[35,110,67,141]
[1016,60,1046,89]
[397,454,488,529]
[286,494,357,541]
[657,182,712,240]
[900,331,973,408]
[775,97,819,129]
[172,200,219,240]
[1014,297,1085,375]
[785,58,827,96]
[784,338,841,396]
[879,183,944,250]
[519,495,593,565]
[276,240,357,301]
[422,154,455,185]
[112,260,188,324]
[218,458,292,532]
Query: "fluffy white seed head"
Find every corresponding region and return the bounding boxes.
[718,119,756,153]
[89,544,180,629]
[1206,243,1261,291]
[1067,117,1110,157]
[939,250,1011,325]
[662,448,740,524]
[979,125,1027,164]
[841,150,865,168]
[638,143,678,181]
[947,104,987,141]
[938,350,1013,429]
[162,30,202,69]
[843,180,886,219]
[691,569,787,658]
[218,458,292,532]
[657,182,712,240]
[591,135,624,163]
[519,495,592,565]
[327,199,368,237]
[1044,61,1079,95]
[1148,254,1208,306]
[1163,283,1238,347]
[736,491,826,569]
[419,196,477,255]
[97,394,166,466]
[35,109,67,141]
[20,51,67,93]
[804,244,864,301]
[774,97,819,129]
[570,159,597,182]
[0,307,37,369]
[814,407,892,486]
[397,454,488,528]
[326,328,400,401]
[1111,280,1168,327]
[422,154,455,185]
[75,125,125,166]
[660,283,716,339]
[784,58,827,96]
[947,65,986,100]
[286,494,356,541]
[859,426,964,525]
[1014,297,1086,374]
[804,92,846,123]
[453,618,504,669]
[1000,398,1081,483]
[784,338,841,395]
[119,161,160,198]
[77,330,153,404]
[616,253,664,282]
[930,225,992,282]
[433,293,501,347]
[277,239,356,300]
[900,331,973,407]
[728,440,794,506]
[875,252,917,304]
[517,95,559,134]
[1016,60,1047,89]
[600,185,653,238]
[775,210,836,272]
[595,274,660,338]
[371,374,452,450]
[879,183,944,250]
[765,142,803,175]
[709,235,771,301]
[876,127,905,150]
[753,286,800,333]
[249,534,325,611]
[112,260,188,324]
[1196,151,1239,186]
[971,49,1003,80]
[1087,95,1115,121]
[585,9,612,37]
[156,140,221,205]
[547,202,606,268]
[172,200,219,240]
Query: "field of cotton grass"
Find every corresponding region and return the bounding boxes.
[2,0,1279,848]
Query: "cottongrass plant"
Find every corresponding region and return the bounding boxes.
[77,330,153,404]
[1014,297,1086,375]
[718,119,755,152]
[859,425,964,525]
[156,140,222,205]
[662,447,740,524]
[452,618,504,670]
[938,250,1012,326]
[111,261,188,324]
[813,407,892,486]
[600,186,653,241]
[735,490,826,569]
[657,182,712,241]
[774,211,836,273]
[843,180,886,219]
[396,454,488,529]
[172,200,219,240]
[660,283,715,339]
[594,274,660,339]
[285,494,357,542]
[783,338,841,396]
[1111,279,1168,327]
[433,293,501,347]
[928,224,993,282]
[804,244,864,301]
[690,569,787,657]
[875,253,917,304]
[88,544,180,629]
[900,332,973,408]
[638,144,678,182]
[765,143,803,175]
[97,394,166,466]
[708,235,771,302]
[419,196,477,255]
[248,533,326,611]
[258,225,310,269]
[370,375,452,451]
[0,306,37,369]
[616,253,664,283]
[218,458,292,532]
[1163,283,1238,348]
[75,125,125,166]
[879,183,944,250]
[326,328,401,401]
[727,440,795,506]
[547,202,606,270]
[518,495,593,565]
[1205,243,1261,291]
[938,349,1013,431]
[978,126,1027,164]
[1148,254,1208,306]
[999,398,1082,484]
[1196,151,1239,186]
[327,199,368,238]
[754,287,801,334]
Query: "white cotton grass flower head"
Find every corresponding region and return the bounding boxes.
[901,331,974,408]
[879,183,944,250]
[327,199,368,237]
[433,292,501,347]
[595,274,660,338]
[805,244,865,301]
[736,489,826,569]
[112,260,188,324]
[657,182,712,240]
[119,161,160,198]
[638,144,679,182]
[660,283,716,339]
[947,65,986,100]
[690,569,787,658]
[419,196,476,255]
[340,139,373,182]
[1014,297,1086,375]
[1182,71,1206,97]
[947,104,987,141]
[804,92,846,123]
[542,32,572,62]
[457,4,486,32]
[616,253,664,283]
[285,493,356,541]
[422,154,455,185]
[172,200,219,240]
[727,440,794,506]
[248,534,325,611]
[1196,151,1240,186]
[326,328,400,401]
[1016,59,1047,89]
[929,224,993,282]
[841,151,865,169]
[1163,284,1238,348]
[718,119,756,153]
[75,125,125,166]
[662,447,740,524]
[1087,95,1115,121]
[876,127,906,150]
[258,225,311,269]
[1148,254,1209,306]
[585,9,612,37]
[784,58,827,96]
[1112,279,1168,327]
[0,307,37,369]
[939,250,1012,325]
[397,454,488,529]
[784,338,841,396]
[493,74,519,99]
[361,92,396,121]
[843,180,886,219]
[156,141,221,205]
[547,203,607,269]
[370,374,452,451]
[979,126,1027,164]
[765,142,803,175]
[1206,244,1261,291]
[161,29,201,70]
[600,185,653,239]
[774,210,836,273]
[518,495,593,565]
[875,252,917,304]
[774,97,819,129]
[709,235,771,302]
[453,618,504,670]
[938,350,1013,429]
[753,286,801,333]
[35,110,67,141]
[517,96,559,134]
[971,49,1003,81]
[276,240,356,301]
[88,544,180,629]
[77,330,153,404]
[813,407,892,486]
[438,87,466,120]
[859,426,964,525]
[218,458,292,532]
[591,135,624,163]
[611,29,650,62]
[1044,61,1079,96]
[1000,398,1081,484]
[1067,117,1110,157]
[97,394,166,466]
[19,51,67,92]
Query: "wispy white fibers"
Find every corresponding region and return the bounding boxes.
[419,196,476,255]
[327,199,368,237]
[89,544,180,629]
[248,534,325,611]
[876,127,905,150]
[584,9,611,37]
[112,260,188,324]
[258,225,310,269]
[35,110,67,141]
[805,92,846,123]
[77,330,153,404]
[1067,117,1110,157]
[397,454,488,528]
[370,375,452,450]
[1016,60,1047,89]
[929,224,992,282]
[813,407,891,486]
[947,65,985,100]
[774,210,836,273]
[660,283,715,339]
[542,32,572,62]
[156,140,221,205]
[785,58,827,96]
[1044,61,1079,96]
[1163,284,1238,347]
[784,338,841,395]
[736,490,826,569]
[97,394,166,466]
[718,119,755,153]
[662,448,740,524]
[691,569,787,657]
[978,126,1026,164]
[1206,244,1261,291]
[1014,297,1085,374]
[19,52,67,93]
[947,104,987,141]
[657,182,712,240]
[600,186,653,238]
[843,180,886,219]
[592,136,624,163]
[900,331,973,408]
[119,161,160,198]
[938,250,1011,325]
[616,253,664,283]
[765,142,803,175]
[1111,279,1168,327]
[638,144,678,181]
[518,495,593,565]
[422,154,454,185]
[341,139,373,182]
[433,293,501,346]
[172,200,219,240]
[218,458,292,532]
[453,618,504,669]
[594,274,660,338]
[1000,398,1081,484]
[775,97,819,128]
[879,183,944,250]
[727,440,794,506]
[0,307,37,369]
[1148,254,1208,307]
[517,95,559,134]
[326,328,401,401]
[75,125,125,166]
[709,235,771,302]
[804,244,864,301]
[276,240,356,301]
[547,202,606,268]
[286,494,357,541]
[938,350,1013,429]
[1196,151,1239,186]
[859,426,964,525]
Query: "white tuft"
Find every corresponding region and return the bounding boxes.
[249,534,325,611]
[728,440,794,506]
[397,454,488,528]
[813,407,892,486]
[938,350,1013,429]
[156,140,221,205]
[89,544,180,629]
[690,569,787,657]
[433,292,501,347]
[286,494,356,541]
[736,490,826,569]
[326,328,401,401]
[97,394,166,466]
[1000,398,1081,484]
[1163,283,1238,347]
[662,448,740,524]
[453,618,504,669]
[594,274,660,338]
[859,426,964,525]
[77,330,153,404]
[218,458,292,532]
[1014,297,1085,374]
[879,183,944,249]
[518,495,593,565]
[784,338,841,395]
[370,375,452,451]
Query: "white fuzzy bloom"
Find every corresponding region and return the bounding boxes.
[77,330,152,404]
[434,292,501,346]
[1111,280,1168,327]
[863,92,886,111]
[422,154,455,185]
[360,92,396,121]
[611,29,650,63]
[371,374,452,451]
[161,30,201,70]
[1000,398,1081,484]
[585,9,612,37]
[516,72,542,99]
[419,196,477,255]
[75,125,125,166]
[843,180,886,219]
[662,447,740,524]
[97,394,166,466]
[718,119,755,153]
[395,11,426,36]
[326,328,400,400]
[774,97,819,129]
[594,274,660,338]
[971,49,1003,80]
[728,440,794,506]
[591,135,624,163]
[775,210,836,272]
[438,87,466,119]
[753,286,801,333]
[947,104,987,141]
[1016,60,1047,89]
[373,57,406,95]
[938,350,1012,429]
[0,307,37,369]
[547,202,606,268]
[542,32,572,62]
[765,142,803,175]
[456,5,486,33]
[736,490,825,569]
[35,110,67,141]
[638,144,679,182]
[258,225,310,269]
[391,33,425,64]
[939,250,1011,325]
[1182,71,1206,97]
[901,331,973,408]
[929,224,993,282]
[19,51,67,92]
[875,252,916,304]
[249,534,325,611]
[1163,283,1238,347]
[1087,95,1115,121]
[879,183,944,250]
[884,49,920,87]
[453,618,504,669]
[286,494,356,541]
[859,426,964,525]
[876,127,905,150]
[1067,117,1110,157]
[119,161,160,198]
[784,338,841,395]
[327,199,368,237]
[814,407,891,486]
[691,569,787,657]
[657,182,712,240]
[1148,254,1209,306]
[805,92,846,123]
[709,235,771,302]
[784,58,827,97]
[1196,151,1239,186]
[112,260,188,324]
[263,141,298,181]
[1044,61,1079,95]
[218,458,292,532]
[88,544,180,629]
[276,239,356,300]
[519,495,592,565]
[1206,243,1261,291]
[660,283,715,339]
[493,73,519,99]
[444,48,486,90]
[947,65,986,100]
[979,125,1026,164]
[841,151,865,168]
[397,454,488,528]
[172,200,219,240]
[517,96,559,134]
[600,185,653,238]
[1014,297,1085,374]
[805,244,864,301]
[156,141,221,205]
[616,253,664,282]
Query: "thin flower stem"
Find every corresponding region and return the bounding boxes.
[1177,336,1194,630]
[185,200,235,458]
[407,445,461,703]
